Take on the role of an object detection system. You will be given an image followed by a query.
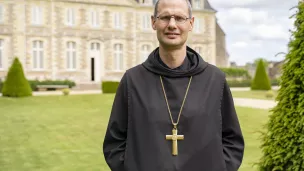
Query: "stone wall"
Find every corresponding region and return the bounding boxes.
[0,0,228,84]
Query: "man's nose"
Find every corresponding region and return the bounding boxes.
[168,17,177,29]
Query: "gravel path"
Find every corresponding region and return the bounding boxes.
[233,97,277,110]
[230,86,279,91]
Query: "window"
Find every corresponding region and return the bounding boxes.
[91,42,100,51]
[193,0,201,9]
[0,5,3,23]
[142,14,151,30]
[90,10,100,27]
[194,18,201,33]
[113,12,122,29]
[0,39,3,69]
[66,8,75,26]
[141,45,150,62]
[33,40,44,69]
[66,42,76,70]
[32,6,42,25]
[114,44,123,70]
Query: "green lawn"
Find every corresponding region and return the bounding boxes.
[0,94,270,171]
[232,90,278,100]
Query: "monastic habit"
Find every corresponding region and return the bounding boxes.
[103,46,245,171]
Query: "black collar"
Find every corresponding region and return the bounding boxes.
[157,53,191,71]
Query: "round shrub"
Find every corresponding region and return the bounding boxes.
[62,88,70,96]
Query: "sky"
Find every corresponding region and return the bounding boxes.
[208,0,299,65]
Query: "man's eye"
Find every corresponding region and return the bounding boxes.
[160,16,171,20]
[175,16,184,21]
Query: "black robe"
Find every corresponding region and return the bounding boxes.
[103,46,245,171]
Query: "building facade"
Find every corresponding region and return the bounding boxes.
[0,0,229,88]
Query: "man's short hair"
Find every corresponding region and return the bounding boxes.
[153,0,192,18]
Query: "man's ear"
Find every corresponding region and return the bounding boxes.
[151,16,157,30]
[189,17,194,31]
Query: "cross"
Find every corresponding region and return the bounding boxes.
[166,128,184,156]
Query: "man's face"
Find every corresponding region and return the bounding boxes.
[152,0,194,49]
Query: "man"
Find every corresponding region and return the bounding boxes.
[103,0,245,170]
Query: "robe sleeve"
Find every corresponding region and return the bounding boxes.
[103,73,128,171]
[221,80,245,171]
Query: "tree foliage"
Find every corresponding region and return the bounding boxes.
[257,2,304,170]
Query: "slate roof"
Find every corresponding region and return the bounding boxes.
[203,0,216,12]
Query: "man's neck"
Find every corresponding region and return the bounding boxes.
[159,45,187,69]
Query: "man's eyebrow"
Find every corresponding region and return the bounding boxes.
[157,12,187,16]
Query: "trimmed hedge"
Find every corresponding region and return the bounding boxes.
[102,81,120,93]
[28,80,76,91]
[227,79,279,88]
[1,79,76,92]
[2,58,32,97]
[227,79,251,87]
[219,67,251,79]
[99,79,280,93]
[1,77,279,93]
[270,78,280,86]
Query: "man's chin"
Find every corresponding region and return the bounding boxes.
[162,40,182,47]
[160,43,185,50]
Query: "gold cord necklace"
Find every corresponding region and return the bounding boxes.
[160,75,193,156]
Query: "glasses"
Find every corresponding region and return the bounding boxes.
[156,15,190,24]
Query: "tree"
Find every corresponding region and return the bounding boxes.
[2,57,32,97]
[257,2,304,170]
[250,59,271,90]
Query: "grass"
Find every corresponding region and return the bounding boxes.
[237,107,269,171]
[231,90,278,100]
[0,94,270,171]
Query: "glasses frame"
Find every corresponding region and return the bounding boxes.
[155,15,191,25]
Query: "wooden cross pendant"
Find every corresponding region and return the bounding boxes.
[166,128,184,156]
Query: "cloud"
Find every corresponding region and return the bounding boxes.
[231,40,263,49]
[209,0,298,65]
[250,24,290,40]
[217,8,269,25]
[231,41,248,48]
[211,0,298,9]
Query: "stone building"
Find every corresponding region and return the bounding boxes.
[0,0,229,88]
